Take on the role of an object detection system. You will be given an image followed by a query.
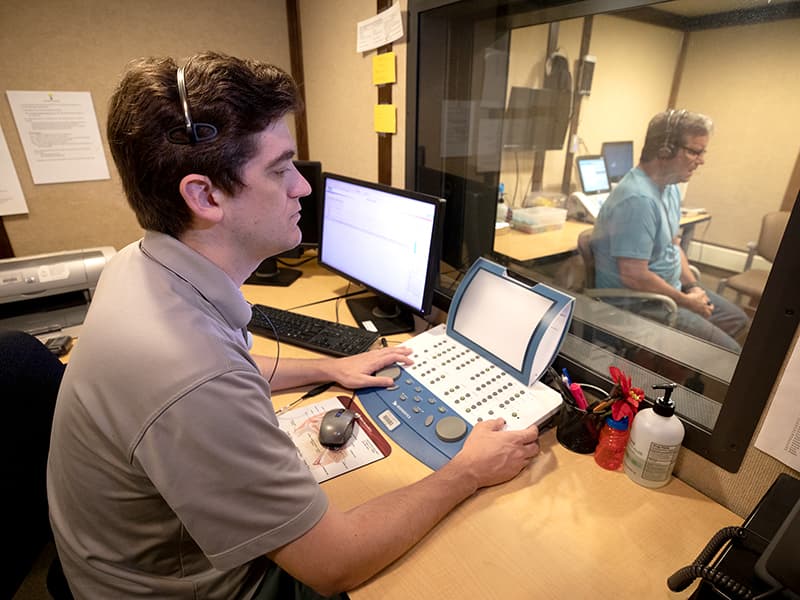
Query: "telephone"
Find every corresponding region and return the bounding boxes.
[668,474,800,599]
[567,191,608,223]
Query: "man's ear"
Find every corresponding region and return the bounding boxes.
[179,173,224,225]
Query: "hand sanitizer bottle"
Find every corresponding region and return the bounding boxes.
[624,383,685,488]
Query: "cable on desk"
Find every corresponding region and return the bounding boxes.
[288,288,369,312]
[250,303,280,384]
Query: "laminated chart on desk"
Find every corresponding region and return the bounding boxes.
[358,257,574,470]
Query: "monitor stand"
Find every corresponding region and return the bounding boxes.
[245,257,301,287]
[346,295,415,335]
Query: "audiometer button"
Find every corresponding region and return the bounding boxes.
[375,366,402,380]
[435,416,468,443]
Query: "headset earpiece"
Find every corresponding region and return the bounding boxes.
[658,109,687,159]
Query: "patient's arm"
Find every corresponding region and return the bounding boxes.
[617,257,712,317]
[676,243,699,288]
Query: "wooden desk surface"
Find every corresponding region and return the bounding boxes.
[245,259,738,600]
[496,213,712,263]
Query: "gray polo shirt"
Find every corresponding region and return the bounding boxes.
[47,231,328,599]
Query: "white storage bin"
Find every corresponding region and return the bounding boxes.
[510,206,567,234]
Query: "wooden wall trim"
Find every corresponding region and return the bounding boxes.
[286,0,309,160]
[377,0,393,186]
[668,31,689,109]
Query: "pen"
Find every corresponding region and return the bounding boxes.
[301,381,335,400]
[561,367,572,386]
[275,381,335,415]
[548,367,576,406]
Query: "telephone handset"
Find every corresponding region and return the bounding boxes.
[668,474,800,599]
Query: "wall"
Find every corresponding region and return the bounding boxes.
[676,18,800,249]
[0,0,292,257]
[299,0,407,187]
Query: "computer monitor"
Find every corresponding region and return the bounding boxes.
[576,155,611,195]
[416,166,495,270]
[246,160,323,287]
[601,141,634,183]
[503,87,571,151]
[319,173,444,335]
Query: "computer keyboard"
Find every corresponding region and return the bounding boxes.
[248,303,380,357]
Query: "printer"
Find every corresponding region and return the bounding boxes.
[0,247,115,336]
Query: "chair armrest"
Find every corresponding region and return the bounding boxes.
[689,264,701,281]
[583,287,679,327]
[743,241,758,271]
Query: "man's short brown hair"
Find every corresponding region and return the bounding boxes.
[107,52,301,237]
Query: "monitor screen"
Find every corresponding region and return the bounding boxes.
[601,141,634,183]
[319,173,443,335]
[416,166,495,271]
[294,160,322,247]
[503,87,571,151]
[576,155,611,194]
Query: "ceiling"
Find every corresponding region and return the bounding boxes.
[655,0,799,17]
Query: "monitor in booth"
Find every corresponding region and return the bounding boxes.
[246,160,323,286]
[601,141,634,183]
[318,173,444,336]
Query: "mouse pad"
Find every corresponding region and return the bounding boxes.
[277,395,391,483]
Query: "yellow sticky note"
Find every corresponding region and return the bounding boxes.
[372,52,396,85]
[374,104,396,134]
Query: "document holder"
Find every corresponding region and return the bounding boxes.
[358,257,575,470]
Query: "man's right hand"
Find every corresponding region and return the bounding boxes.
[684,287,714,317]
[447,419,540,490]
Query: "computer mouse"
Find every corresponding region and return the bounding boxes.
[318,408,357,449]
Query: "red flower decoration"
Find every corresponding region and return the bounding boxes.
[607,366,642,422]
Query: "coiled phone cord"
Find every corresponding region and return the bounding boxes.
[667,526,755,599]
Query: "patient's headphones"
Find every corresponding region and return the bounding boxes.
[658,109,687,159]
[166,63,218,145]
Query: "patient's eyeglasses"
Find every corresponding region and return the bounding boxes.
[681,145,707,160]
[166,64,218,145]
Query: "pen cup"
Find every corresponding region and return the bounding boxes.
[555,384,607,454]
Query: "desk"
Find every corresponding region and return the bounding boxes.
[495,213,712,263]
[679,211,712,253]
[493,220,592,263]
[245,260,738,599]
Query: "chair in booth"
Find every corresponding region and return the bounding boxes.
[716,211,790,307]
[576,228,701,327]
[1,330,73,599]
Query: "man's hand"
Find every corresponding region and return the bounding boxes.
[447,419,540,490]
[325,346,413,389]
[683,287,713,317]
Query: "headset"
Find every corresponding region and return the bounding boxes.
[166,63,218,145]
[658,108,687,159]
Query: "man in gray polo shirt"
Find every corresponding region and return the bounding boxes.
[47,52,542,599]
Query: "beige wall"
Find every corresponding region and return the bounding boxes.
[0,0,796,517]
[299,0,407,187]
[0,0,292,257]
[676,18,800,248]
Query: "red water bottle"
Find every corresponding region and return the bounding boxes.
[594,416,630,470]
